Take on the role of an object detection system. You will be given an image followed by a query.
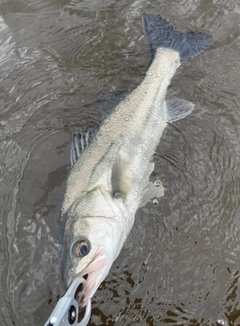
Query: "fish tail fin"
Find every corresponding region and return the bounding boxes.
[144,15,213,62]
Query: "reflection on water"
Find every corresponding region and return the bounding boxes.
[1,0,240,325]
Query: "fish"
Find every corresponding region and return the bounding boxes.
[59,15,213,307]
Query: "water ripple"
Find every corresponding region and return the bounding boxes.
[1,0,240,325]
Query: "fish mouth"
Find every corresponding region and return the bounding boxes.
[79,249,109,307]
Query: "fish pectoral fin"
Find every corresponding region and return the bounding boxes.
[111,153,131,199]
[165,96,194,122]
[70,126,99,167]
[97,91,128,121]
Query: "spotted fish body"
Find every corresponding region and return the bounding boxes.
[60,15,213,306]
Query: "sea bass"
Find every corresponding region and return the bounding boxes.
[60,15,212,307]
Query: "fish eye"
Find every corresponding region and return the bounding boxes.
[71,239,91,258]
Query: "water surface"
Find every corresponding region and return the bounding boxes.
[0,0,240,325]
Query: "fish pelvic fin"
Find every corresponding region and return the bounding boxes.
[144,15,213,62]
[165,96,194,122]
[70,127,99,167]
[111,153,131,200]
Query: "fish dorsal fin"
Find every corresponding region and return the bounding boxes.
[111,153,131,199]
[70,127,98,167]
[165,96,194,122]
[97,91,127,120]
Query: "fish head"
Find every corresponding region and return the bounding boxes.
[61,187,126,307]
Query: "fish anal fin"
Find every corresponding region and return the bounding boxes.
[166,96,194,122]
[70,126,99,167]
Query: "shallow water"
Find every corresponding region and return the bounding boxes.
[1,0,240,325]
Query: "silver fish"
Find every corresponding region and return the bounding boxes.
[60,15,212,307]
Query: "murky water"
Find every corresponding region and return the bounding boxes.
[1,0,240,325]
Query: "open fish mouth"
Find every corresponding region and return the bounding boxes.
[79,249,109,307]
